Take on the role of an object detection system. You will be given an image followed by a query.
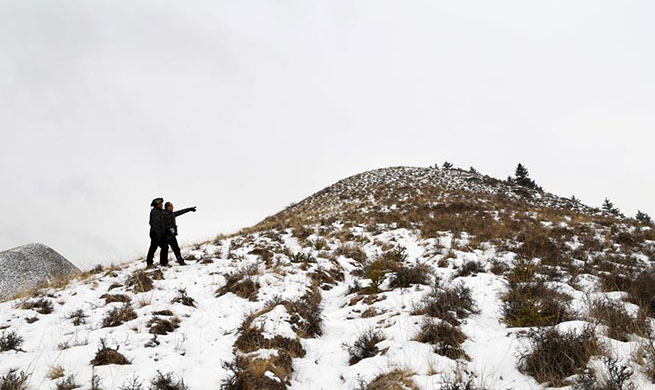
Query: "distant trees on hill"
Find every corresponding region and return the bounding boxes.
[636,210,652,224]
[508,163,543,191]
[602,198,624,217]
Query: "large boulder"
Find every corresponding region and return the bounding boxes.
[0,243,80,300]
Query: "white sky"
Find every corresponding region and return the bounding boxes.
[1,1,653,269]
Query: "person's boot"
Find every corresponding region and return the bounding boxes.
[177,258,186,266]
[146,263,155,269]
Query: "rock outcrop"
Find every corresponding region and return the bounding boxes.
[0,243,80,300]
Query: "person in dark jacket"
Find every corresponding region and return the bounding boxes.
[146,197,168,268]
[163,202,197,265]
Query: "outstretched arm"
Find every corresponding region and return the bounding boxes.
[174,207,197,217]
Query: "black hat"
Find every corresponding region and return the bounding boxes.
[151,197,163,207]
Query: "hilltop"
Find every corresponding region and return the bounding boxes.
[0,165,654,390]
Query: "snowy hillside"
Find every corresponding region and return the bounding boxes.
[1,166,655,390]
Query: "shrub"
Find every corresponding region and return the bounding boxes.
[587,297,648,341]
[455,261,484,278]
[573,358,635,390]
[220,356,286,390]
[148,317,180,335]
[56,375,80,390]
[285,286,323,338]
[171,289,196,307]
[0,331,24,352]
[101,304,137,328]
[47,365,65,380]
[216,269,260,301]
[126,271,154,293]
[626,269,655,316]
[67,309,88,326]
[518,326,602,386]
[345,329,384,365]
[119,375,143,390]
[388,264,430,289]
[336,244,367,263]
[415,319,468,360]
[20,298,54,314]
[149,371,188,390]
[501,280,573,327]
[0,369,29,390]
[100,294,131,304]
[364,370,418,390]
[413,284,477,326]
[90,338,130,366]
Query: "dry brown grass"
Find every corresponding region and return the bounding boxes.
[126,270,154,293]
[101,304,137,328]
[413,284,477,326]
[587,297,649,341]
[364,369,418,390]
[415,319,468,360]
[345,328,384,365]
[519,326,603,387]
[216,267,261,301]
[148,316,181,335]
[90,339,130,366]
[47,365,65,380]
[100,294,131,304]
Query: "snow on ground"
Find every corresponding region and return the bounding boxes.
[1,223,653,390]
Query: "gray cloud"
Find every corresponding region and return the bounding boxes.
[1,0,653,269]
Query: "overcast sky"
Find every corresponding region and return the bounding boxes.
[0,1,653,269]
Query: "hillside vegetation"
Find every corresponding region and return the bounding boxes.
[1,166,654,390]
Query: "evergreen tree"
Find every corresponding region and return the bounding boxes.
[602,198,622,217]
[570,195,580,203]
[635,210,652,224]
[469,166,478,174]
[512,163,542,191]
[442,161,453,169]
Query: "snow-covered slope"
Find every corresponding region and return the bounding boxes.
[0,243,80,301]
[1,166,654,390]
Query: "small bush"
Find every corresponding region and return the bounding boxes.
[588,297,648,341]
[100,294,131,304]
[626,269,655,316]
[455,261,484,278]
[285,286,323,338]
[67,309,89,326]
[148,317,180,335]
[415,319,468,360]
[388,264,430,289]
[345,329,384,365]
[126,271,154,293]
[336,244,367,263]
[149,371,188,390]
[501,280,573,327]
[413,284,477,326]
[364,370,418,390]
[519,326,602,386]
[573,358,636,390]
[235,325,306,359]
[101,304,137,328]
[171,289,196,307]
[55,375,80,390]
[216,269,260,301]
[0,331,24,352]
[47,365,65,380]
[119,375,143,390]
[220,356,286,390]
[90,339,130,366]
[20,298,54,314]
[0,369,29,390]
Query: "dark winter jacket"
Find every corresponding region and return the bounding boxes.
[149,207,165,238]
[163,208,195,236]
